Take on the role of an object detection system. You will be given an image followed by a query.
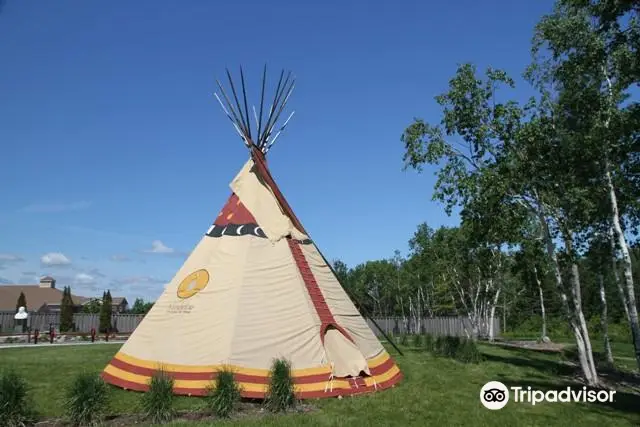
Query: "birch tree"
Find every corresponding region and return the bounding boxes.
[531,0,640,369]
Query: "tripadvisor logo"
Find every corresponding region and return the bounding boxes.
[480,381,616,410]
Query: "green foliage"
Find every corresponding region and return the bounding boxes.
[140,369,175,424]
[423,334,434,352]
[428,336,482,364]
[413,334,423,347]
[264,358,296,413]
[434,336,455,357]
[15,292,26,313]
[59,286,75,333]
[130,298,155,315]
[399,333,409,346]
[0,369,35,427]
[64,373,109,426]
[455,339,483,364]
[205,367,242,418]
[82,299,101,314]
[99,291,112,333]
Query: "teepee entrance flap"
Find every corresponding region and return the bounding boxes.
[323,327,370,377]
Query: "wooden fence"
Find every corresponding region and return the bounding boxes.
[0,311,500,338]
[368,316,500,338]
[0,312,144,334]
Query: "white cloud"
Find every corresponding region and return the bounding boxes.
[74,272,96,285]
[41,252,72,267]
[21,201,92,213]
[113,275,167,286]
[0,253,24,270]
[110,254,131,262]
[145,240,174,254]
[0,276,11,284]
[87,268,106,278]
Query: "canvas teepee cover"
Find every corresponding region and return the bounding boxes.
[101,69,402,399]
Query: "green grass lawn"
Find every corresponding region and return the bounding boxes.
[0,342,638,426]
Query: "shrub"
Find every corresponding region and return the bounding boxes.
[65,373,109,426]
[0,369,35,427]
[141,369,175,424]
[399,333,409,346]
[432,336,464,359]
[264,358,296,413]
[432,336,447,356]
[423,334,434,352]
[413,334,423,347]
[445,336,462,358]
[205,367,242,418]
[455,338,483,364]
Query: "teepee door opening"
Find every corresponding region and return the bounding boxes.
[323,326,370,378]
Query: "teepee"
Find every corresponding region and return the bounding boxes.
[101,67,403,399]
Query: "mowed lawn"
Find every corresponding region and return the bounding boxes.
[0,342,639,426]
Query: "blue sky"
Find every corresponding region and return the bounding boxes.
[0,0,555,302]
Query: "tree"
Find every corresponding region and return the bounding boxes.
[530,0,640,369]
[130,298,155,315]
[99,290,113,333]
[82,298,101,314]
[401,63,602,385]
[15,292,27,313]
[59,286,75,333]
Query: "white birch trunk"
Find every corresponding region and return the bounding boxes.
[599,274,614,365]
[533,265,548,339]
[610,227,631,322]
[538,207,599,386]
[605,164,640,369]
[488,287,501,342]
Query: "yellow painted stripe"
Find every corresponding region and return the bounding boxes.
[104,364,364,392]
[113,350,392,377]
[104,362,400,393]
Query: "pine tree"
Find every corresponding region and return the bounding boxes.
[15,291,27,313]
[59,286,75,332]
[99,290,113,333]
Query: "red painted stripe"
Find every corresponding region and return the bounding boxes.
[108,357,333,384]
[287,239,354,344]
[101,370,403,400]
[213,193,257,226]
[105,354,397,383]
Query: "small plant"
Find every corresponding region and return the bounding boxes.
[264,358,296,413]
[399,333,409,346]
[445,336,462,358]
[141,369,175,424]
[65,372,109,426]
[432,336,462,358]
[433,336,446,356]
[423,334,434,352]
[455,338,483,364]
[205,367,242,418]
[0,369,35,427]
[413,334,423,347]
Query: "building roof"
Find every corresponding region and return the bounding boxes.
[112,297,127,305]
[0,284,89,311]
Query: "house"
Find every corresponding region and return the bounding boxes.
[0,276,127,313]
[0,276,88,313]
[81,296,129,313]
[111,297,129,313]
